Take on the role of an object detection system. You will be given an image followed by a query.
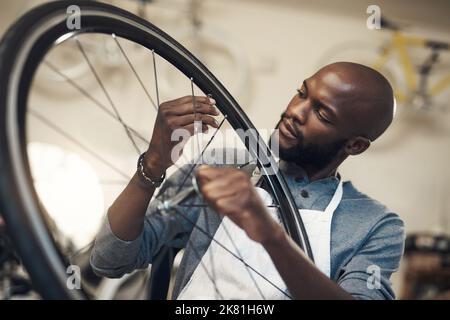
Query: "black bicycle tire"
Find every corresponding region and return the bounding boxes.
[0,0,313,299]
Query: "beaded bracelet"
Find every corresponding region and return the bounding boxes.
[136,152,166,188]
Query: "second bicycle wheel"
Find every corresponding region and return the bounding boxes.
[0,1,312,299]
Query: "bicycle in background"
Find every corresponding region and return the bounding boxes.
[318,17,450,149]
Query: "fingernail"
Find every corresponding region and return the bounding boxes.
[209,98,216,105]
[214,119,219,127]
[214,107,220,115]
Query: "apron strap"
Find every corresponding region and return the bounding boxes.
[324,179,343,215]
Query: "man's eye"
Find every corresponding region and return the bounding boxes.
[297,89,306,98]
[314,108,330,123]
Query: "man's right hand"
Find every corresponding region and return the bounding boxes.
[144,95,220,178]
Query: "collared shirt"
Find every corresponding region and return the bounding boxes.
[90,149,405,300]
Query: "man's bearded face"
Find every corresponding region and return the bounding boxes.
[272,116,347,170]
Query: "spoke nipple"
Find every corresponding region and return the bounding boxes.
[112,33,116,38]
[190,77,194,81]
[157,201,171,213]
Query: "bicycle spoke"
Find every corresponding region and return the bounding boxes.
[191,77,203,165]
[186,165,271,300]
[168,156,285,299]
[148,46,194,168]
[239,159,257,169]
[175,115,228,194]
[158,159,258,212]
[112,34,158,113]
[75,37,141,155]
[108,36,194,175]
[43,61,190,177]
[201,205,219,299]
[180,204,280,209]
[43,61,148,144]
[171,206,292,299]
[150,191,215,300]
[151,50,161,109]
[29,109,131,180]
[220,219,266,300]
[186,234,224,299]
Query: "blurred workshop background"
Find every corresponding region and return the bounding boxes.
[0,0,449,299]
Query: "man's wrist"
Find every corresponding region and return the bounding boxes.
[144,150,166,179]
[262,223,287,250]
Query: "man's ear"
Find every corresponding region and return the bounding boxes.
[344,136,371,155]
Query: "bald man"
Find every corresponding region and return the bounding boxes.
[91,62,405,300]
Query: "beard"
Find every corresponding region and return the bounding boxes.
[272,117,347,170]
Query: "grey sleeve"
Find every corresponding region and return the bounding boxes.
[337,213,405,300]
[90,148,251,278]
[90,165,199,278]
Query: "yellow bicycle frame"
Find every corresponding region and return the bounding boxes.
[371,32,450,103]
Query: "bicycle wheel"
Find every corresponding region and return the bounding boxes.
[0,1,312,299]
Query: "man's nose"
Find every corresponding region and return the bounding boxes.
[287,100,310,126]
